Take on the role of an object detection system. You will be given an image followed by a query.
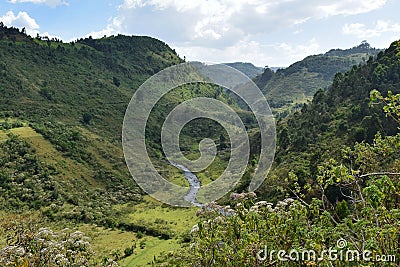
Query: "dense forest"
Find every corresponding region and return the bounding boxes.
[0,23,399,266]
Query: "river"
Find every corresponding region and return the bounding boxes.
[169,161,203,207]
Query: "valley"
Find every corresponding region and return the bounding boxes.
[1,23,399,266]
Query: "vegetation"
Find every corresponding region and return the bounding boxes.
[0,24,256,264]
[265,40,400,203]
[168,72,400,267]
[0,24,189,264]
[255,41,381,117]
[1,22,400,266]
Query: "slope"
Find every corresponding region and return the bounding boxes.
[259,39,400,201]
[255,41,381,116]
[0,25,186,225]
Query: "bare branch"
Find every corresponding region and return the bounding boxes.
[359,172,400,178]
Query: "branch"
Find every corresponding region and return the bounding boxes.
[359,172,400,178]
[287,187,310,207]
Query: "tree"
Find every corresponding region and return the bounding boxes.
[219,133,227,149]
[170,92,400,266]
[82,112,92,124]
[112,76,120,87]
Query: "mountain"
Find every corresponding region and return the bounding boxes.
[2,23,399,265]
[0,25,259,264]
[224,62,264,79]
[258,39,400,201]
[255,41,381,116]
[157,40,400,267]
[0,24,193,223]
[0,24,246,210]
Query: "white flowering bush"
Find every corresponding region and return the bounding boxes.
[0,227,95,267]
[0,218,119,267]
[178,193,315,266]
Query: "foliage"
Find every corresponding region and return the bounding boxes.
[168,80,400,267]
[264,39,400,202]
[31,122,92,163]
[0,214,118,266]
[0,134,60,209]
[173,183,398,266]
[371,89,400,126]
[0,119,23,130]
[254,41,381,115]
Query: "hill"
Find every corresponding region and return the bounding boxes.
[0,25,259,264]
[0,24,188,262]
[255,41,381,117]
[224,62,264,79]
[157,40,400,267]
[259,39,400,201]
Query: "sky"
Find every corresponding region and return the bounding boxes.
[0,0,399,67]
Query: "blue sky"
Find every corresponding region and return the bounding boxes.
[1,0,399,66]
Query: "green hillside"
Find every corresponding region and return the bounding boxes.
[255,41,381,117]
[165,40,400,267]
[261,40,400,201]
[1,23,399,266]
[0,25,258,265]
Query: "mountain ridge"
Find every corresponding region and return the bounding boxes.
[254,41,382,117]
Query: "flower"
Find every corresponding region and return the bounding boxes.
[191,224,199,234]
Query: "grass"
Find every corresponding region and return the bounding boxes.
[119,195,198,234]
[77,196,199,266]
[119,236,180,266]
[0,121,200,266]
[0,122,104,190]
[76,224,137,260]
[77,195,198,266]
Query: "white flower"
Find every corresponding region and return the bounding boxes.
[191,224,199,234]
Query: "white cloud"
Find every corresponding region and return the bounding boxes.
[105,0,388,45]
[343,20,400,38]
[84,17,122,39]
[175,38,321,67]
[278,38,320,57]
[0,11,39,36]
[87,0,390,65]
[0,11,61,40]
[319,0,387,16]
[8,0,68,8]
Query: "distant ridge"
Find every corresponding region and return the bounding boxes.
[224,62,264,79]
[254,41,382,116]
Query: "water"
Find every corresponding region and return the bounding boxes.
[169,161,203,207]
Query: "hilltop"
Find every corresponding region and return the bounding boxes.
[255,41,381,117]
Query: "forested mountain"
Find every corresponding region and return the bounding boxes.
[0,25,188,263]
[255,41,381,116]
[168,40,400,267]
[0,25,255,265]
[224,62,264,79]
[261,39,400,201]
[0,26,183,138]
[1,23,399,266]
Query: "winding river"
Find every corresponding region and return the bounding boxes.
[169,161,203,207]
